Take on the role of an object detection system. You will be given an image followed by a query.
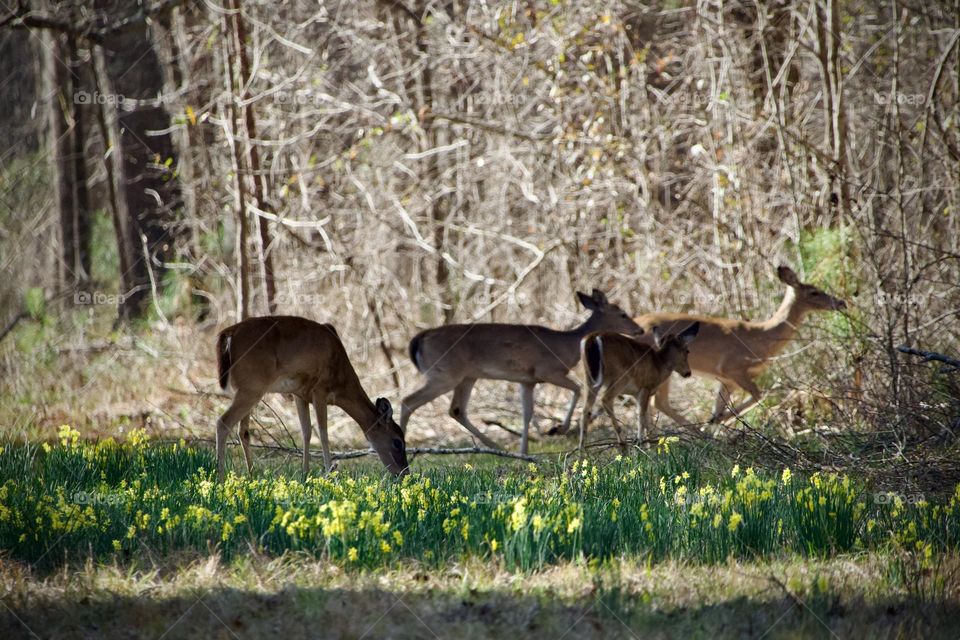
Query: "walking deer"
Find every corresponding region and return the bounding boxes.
[400,289,644,454]
[634,266,846,426]
[578,322,700,449]
[215,316,408,480]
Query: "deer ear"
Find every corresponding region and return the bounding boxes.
[591,289,608,305]
[577,291,596,310]
[375,398,393,421]
[651,325,664,349]
[777,265,801,287]
[679,321,700,345]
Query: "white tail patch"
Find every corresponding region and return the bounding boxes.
[582,335,604,389]
[593,336,604,388]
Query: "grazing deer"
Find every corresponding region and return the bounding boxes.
[634,266,846,426]
[215,316,408,480]
[400,289,644,454]
[578,322,700,449]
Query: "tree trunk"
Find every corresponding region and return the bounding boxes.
[229,0,276,314]
[95,0,183,317]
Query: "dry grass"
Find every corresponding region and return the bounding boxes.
[2,553,958,639]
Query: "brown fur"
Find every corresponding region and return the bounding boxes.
[633,266,846,425]
[401,289,643,454]
[214,316,408,479]
[578,323,699,448]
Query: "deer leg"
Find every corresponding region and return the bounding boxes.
[295,396,313,476]
[519,383,536,455]
[709,380,737,424]
[654,378,695,426]
[216,391,260,481]
[600,390,625,449]
[636,388,652,445]
[238,416,254,475]
[400,377,457,432]
[311,392,332,473]
[717,376,763,423]
[540,373,580,435]
[449,378,501,450]
[578,384,598,450]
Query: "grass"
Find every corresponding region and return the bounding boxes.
[3,551,959,638]
[2,428,958,573]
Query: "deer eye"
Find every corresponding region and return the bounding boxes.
[393,438,403,450]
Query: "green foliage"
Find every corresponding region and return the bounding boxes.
[89,210,120,288]
[795,226,852,292]
[2,431,958,572]
[23,287,46,320]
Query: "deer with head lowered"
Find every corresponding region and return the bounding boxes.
[215,316,409,480]
[401,289,644,454]
[634,266,846,427]
[578,322,700,449]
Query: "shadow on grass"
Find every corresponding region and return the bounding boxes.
[3,583,959,640]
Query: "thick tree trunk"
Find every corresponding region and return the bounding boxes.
[47,31,90,289]
[95,0,183,316]
[91,44,138,316]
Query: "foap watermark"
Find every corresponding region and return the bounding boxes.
[272,90,325,106]
[73,491,124,506]
[873,491,926,506]
[75,290,126,306]
[875,290,927,309]
[74,90,125,106]
[275,290,324,307]
[673,92,709,108]
[873,91,925,106]
[460,92,528,107]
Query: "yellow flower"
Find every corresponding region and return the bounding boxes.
[728,511,743,532]
[392,530,404,546]
[380,540,392,553]
[490,539,499,552]
[781,468,792,484]
[731,464,740,478]
[567,517,582,534]
[112,539,122,551]
[348,547,359,562]
[532,514,545,533]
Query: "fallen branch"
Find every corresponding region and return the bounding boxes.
[898,345,960,373]
[482,419,523,438]
[187,438,538,462]
[0,310,29,344]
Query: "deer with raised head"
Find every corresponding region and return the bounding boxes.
[215,316,409,480]
[634,266,846,426]
[400,289,644,454]
[578,322,700,449]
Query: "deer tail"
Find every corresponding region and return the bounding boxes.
[582,334,604,390]
[217,331,232,390]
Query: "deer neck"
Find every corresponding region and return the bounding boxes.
[757,288,809,355]
[330,368,379,436]
[572,311,607,338]
[551,313,605,370]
